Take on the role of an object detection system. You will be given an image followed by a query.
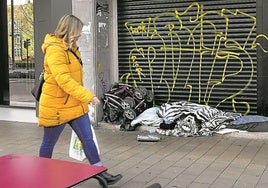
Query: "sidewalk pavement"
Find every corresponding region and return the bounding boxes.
[1,119,268,188]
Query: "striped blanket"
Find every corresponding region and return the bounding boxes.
[156,101,242,137]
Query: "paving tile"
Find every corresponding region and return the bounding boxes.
[188,182,211,188]
[256,169,268,188]
[210,166,244,187]
[232,163,265,188]
[194,168,222,184]
[158,166,185,179]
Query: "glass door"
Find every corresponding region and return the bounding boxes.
[7,0,35,107]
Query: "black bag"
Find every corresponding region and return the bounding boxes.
[31,71,44,101]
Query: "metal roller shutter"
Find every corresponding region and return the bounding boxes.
[117,0,257,114]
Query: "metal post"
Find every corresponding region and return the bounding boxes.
[24,39,30,70]
[11,0,15,70]
[26,45,29,70]
[0,0,10,105]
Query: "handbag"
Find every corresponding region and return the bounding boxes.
[31,70,44,101]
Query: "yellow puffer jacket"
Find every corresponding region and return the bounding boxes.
[38,34,95,127]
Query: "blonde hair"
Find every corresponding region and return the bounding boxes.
[54,14,84,50]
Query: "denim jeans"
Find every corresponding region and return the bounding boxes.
[39,113,101,165]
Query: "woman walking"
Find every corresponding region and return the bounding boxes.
[38,14,122,186]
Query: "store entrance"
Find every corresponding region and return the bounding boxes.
[7,0,35,108]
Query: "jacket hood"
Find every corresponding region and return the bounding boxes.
[41,34,68,54]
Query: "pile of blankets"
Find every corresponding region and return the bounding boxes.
[131,101,242,137]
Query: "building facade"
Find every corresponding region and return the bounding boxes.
[1,0,268,120]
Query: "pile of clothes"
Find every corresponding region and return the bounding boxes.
[130,101,243,136]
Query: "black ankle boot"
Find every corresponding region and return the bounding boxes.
[99,171,123,185]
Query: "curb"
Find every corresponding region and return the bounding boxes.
[96,122,268,140]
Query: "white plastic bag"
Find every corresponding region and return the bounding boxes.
[69,130,86,161]
[69,125,100,161]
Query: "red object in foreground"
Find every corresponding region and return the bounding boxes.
[0,154,107,188]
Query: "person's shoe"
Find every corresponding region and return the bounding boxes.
[99,171,123,185]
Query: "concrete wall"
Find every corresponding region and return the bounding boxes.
[256,0,268,115]
[34,0,72,76]
[73,0,118,123]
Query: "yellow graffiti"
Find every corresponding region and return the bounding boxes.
[122,2,268,114]
[252,34,268,53]
[119,73,131,83]
[130,53,145,80]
